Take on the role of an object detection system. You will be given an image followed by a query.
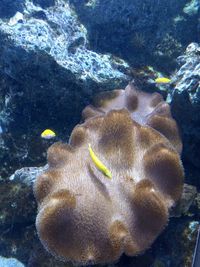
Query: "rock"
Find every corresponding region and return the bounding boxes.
[9,166,47,186]
[69,0,199,69]
[170,183,197,217]
[0,131,50,179]
[0,166,46,230]
[183,0,200,16]
[0,256,25,267]
[0,0,130,134]
[169,43,200,168]
[194,192,200,211]
[150,219,199,267]
[0,0,130,178]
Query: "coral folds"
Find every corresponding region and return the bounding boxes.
[34,83,184,265]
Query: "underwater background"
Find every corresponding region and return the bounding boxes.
[0,0,200,266]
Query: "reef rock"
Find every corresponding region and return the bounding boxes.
[0,0,130,178]
[0,0,130,133]
[69,0,200,69]
[169,43,200,169]
[170,183,197,217]
[0,167,46,230]
[0,256,25,267]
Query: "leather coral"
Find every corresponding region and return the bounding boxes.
[34,83,184,265]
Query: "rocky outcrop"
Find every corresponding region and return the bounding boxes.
[169,43,200,169]
[0,0,130,132]
[69,0,200,70]
[0,0,130,178]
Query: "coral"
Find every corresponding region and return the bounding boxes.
[34,83,184,265]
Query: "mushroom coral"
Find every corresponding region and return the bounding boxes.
[34,83,184,265]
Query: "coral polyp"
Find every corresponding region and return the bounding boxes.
[34,83,184,265]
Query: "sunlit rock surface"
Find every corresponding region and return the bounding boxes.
[0,256,25,267]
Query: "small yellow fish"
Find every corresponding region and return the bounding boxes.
[88,143,112,179]
[41,129,56,139]
[155,77,171,84]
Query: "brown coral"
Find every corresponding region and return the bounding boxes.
[34,83,184,265]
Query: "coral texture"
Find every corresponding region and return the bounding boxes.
[34,83,184,265]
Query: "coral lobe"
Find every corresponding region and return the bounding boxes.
[34,83,184,265]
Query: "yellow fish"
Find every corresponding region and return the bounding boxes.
[88,144,112,179]
[155,77,171,84]
[41,129,56,139]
